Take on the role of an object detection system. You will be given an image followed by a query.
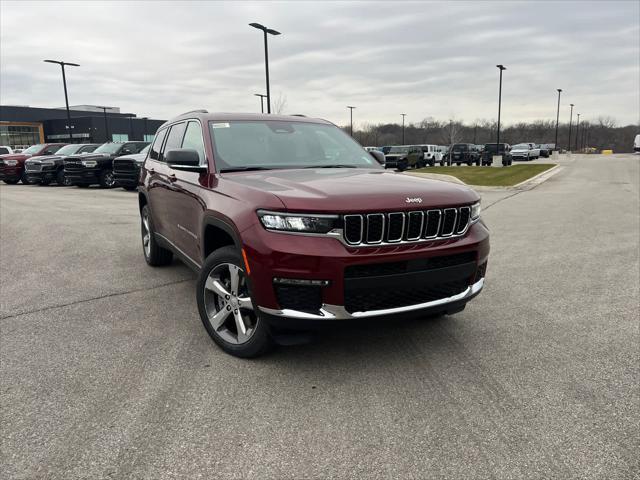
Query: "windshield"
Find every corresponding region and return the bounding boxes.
[21,144,46,155]
[209,120,380,171]
[94,143,123,154]
[452,144,468,151]
[388,146,409,154]
[139,144,150,154]
[55,145,82,156]
[512,144,529,149]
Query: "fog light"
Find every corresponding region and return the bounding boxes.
[273,278,330,286]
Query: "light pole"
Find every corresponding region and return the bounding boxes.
[575,113,580,152]
[347,106,355,137]
[97,106,110,142]
[496,64,506,148]
[44,59,79,142]
[554,89,562,151]
[249,23,281,114]
[401,113,406,144]
[568,103,574,152]
[254,93,267,113]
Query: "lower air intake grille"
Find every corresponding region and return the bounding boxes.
[275,285,322,313]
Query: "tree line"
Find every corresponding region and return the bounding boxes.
[345,116,638,152]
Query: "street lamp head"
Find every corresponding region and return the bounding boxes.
[249,22,265,30]
[266,28,281,36]
[44,59,79,67]
[347,105,355,110]
[557,88,562,93]
[570,103,574,107]
[496,64,506,70]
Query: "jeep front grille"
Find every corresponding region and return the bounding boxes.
[341,206,472,246]
[25,163,42,172]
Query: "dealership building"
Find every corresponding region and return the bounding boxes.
[0,105,165,149]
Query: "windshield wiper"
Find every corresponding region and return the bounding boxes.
[304,164,357,169]
[219,166,273,173]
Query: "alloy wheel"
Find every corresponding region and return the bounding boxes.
[141,210,151,258]
[203,263,256,345]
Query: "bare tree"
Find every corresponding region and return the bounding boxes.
[272,93,287,114]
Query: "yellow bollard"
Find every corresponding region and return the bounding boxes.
[601,150,613,155]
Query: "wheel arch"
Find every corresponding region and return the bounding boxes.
[201,216,242,262]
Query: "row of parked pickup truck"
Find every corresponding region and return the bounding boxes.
[0,141,150,189]
[365,142,553,171]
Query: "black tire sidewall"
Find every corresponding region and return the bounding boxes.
[196,246,272,358]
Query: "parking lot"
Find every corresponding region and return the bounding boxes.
[1,154,638,478]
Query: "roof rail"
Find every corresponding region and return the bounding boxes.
[291,114,306,117]
[180,109,208,116]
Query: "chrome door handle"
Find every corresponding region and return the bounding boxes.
[148,168,155,174]
[168,174,177,182]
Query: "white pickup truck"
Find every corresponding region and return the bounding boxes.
[510,143,541,161]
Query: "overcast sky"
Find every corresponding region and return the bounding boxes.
[1,1,638,128]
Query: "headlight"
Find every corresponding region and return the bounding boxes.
[82,160,97,167]
[4,160,17,166]
[470,201,481,220]
[257,210,338,233]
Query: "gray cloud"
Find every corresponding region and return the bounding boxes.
[1,0,638,127]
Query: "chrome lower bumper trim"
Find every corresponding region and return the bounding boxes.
[259,278,484,320]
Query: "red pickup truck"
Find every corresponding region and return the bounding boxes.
[0,143,67,184]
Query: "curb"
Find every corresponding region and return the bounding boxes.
[512,164,561,189]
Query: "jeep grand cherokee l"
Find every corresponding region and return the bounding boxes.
[64,141,149,188]
[0,143,67,184]
[139,111,489,357]
[24,143,100,185]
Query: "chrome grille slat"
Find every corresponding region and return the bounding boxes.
[386,212,405,243]
[341,206,473,247]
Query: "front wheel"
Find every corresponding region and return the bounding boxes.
[3,178,20,185]
[21,173,34,185]
[99,169,116,188]
[196,246,273,358]
[56,169,70,186]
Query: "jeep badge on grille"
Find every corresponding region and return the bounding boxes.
[405,197,423,203]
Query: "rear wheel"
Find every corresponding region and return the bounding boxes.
[40,179,51,186]
[141,205,173,266]
[123,186,137,191]
[3,178,19,185]
[196,246,273,358]
[77,184,89,188]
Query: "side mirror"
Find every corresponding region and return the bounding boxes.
[369,150,385,165]
[166,149,206,172]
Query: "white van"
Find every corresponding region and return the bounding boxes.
[634,134,640,153]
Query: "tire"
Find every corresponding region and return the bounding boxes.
[124,186,137,191]
[141,204,173,267]
[3,178,19,185]
[99,169,116,188]
[456,162,461,166]
[40,179,51,186]
[77,184,89,188]
[196,246,273,358]
[397,160,408,172]
[21,173,34,185]
[56,169,69,186]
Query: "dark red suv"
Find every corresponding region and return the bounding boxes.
[139,111,489,357]
[0,143,67,184]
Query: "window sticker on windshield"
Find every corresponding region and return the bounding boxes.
[211,123,230,129]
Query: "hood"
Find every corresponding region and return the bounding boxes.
[510,147,529,152]
[0,153,31,161]
[222,168,478,212]
[114,152,146,163]
[66,153,111,161]
[26,154,61,163]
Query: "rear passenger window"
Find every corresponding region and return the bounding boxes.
[163,122,187,155]
[149,129,168,162]
[181,121,206,164]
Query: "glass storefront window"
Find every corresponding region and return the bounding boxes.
[112,134,129,142]
[0,124,42,149]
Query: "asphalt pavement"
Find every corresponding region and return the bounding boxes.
[1,154,638,479]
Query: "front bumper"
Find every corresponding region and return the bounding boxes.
[243,220,490,323]
[25,168,57,183]
[260,277,484,320]
[64,168,101,185]
[0,166,22,180]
